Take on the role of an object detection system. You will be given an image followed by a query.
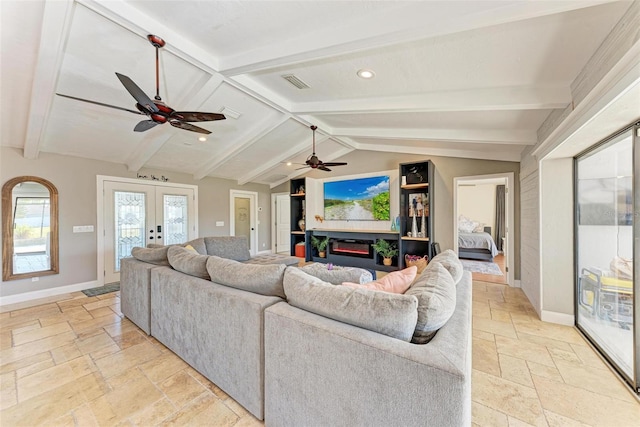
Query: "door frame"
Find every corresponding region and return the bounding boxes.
[97,175,198,286]
[271,192,289,253]
[229,189,259,256]
[453,172,515,286]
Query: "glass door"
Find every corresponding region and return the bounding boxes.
[575,126,637,390]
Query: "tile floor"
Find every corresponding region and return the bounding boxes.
[0,281,638,426]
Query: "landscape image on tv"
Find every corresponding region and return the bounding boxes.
[324,176,390,221]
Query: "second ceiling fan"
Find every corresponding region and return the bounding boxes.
[57,34,225,135]
[297,125,347,172]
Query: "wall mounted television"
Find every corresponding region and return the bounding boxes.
[324,175,390,221]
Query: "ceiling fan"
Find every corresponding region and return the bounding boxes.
[56,34,225,135]
[296,125,347,172]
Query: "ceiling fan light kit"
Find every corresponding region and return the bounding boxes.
[55,34,225,135]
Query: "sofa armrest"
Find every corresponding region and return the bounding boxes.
[264,272,472,427]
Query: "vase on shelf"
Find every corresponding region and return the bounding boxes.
[411,214,418,237]
[421,214,426,238]
[298,219,305,231]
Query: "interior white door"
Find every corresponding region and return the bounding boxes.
[230,190,258,256]
[103,181,195,284]
[276,194,290,253]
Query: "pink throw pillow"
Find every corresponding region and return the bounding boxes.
[342,266,417,294]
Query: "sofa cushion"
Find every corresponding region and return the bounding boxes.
[204,236,251,261]
[167,246,210,279]
[406,262,456,344]
[131,246,170,266]
[299,263,373,285]
[342,266,416,294]
[185,238,207,255]
[206,256,286,298]
[429,249,463,283]
[283,268,418,341]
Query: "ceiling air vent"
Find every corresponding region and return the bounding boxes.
[282,74,310,89]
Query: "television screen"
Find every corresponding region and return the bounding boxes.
[324,176,390,221]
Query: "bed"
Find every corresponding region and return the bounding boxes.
[458,226,499,262]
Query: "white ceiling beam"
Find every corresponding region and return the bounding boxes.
[193,114,291,180]
[236,134,331,185]
[333,127,537,145]
[125,74,225,171]
[292,86,571,115]
[270,146,355,189]
[219,1,618,75]
[23,0,75,159]
[356,142,523,163]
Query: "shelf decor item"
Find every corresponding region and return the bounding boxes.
[405,254,428,273]
[372,239,398,266]
[311,235,329,258]
[421,212,426,237]
[298,218,305,231]
[412,213,418,237]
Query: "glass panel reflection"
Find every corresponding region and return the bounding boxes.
[164,194,188,245]
[114,191,146,271]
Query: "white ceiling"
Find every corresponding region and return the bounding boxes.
[0,0,632,188]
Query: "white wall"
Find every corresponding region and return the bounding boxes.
[520,166,541,315]
[458,183,497,238]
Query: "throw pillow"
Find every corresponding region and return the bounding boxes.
[342,266,417,294]
[428,249,463,283]
[206,256,286,298]
[406,262,456,344]
[167,246,210,279]
[299,263,373,285]
[283,268,418,342]
[131,246,170,266]
[473,223,486,233]
[457,215,477,234]
[184,238,207,255]
[204,236,251,261]
[184,244,198,253]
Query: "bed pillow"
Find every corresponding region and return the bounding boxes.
[131,246,170,266]
[167,246,210,279]
[473,223,486,233]
[284,268,418,342]
[428,249,463,283]
[342,266,417,294]
[406,262,457,344]
[206,256,286,298]
[457,215,477,234]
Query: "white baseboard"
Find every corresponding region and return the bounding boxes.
[0,280,99,306]
[256,249,273,256]
[541,310,574,326]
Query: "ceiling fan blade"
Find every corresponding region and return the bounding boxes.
[295,166,310,171]
[321,162,348,167]
[56,93,145,115]
[171,112,226,122]
[134,120,159,132]
[115,72,159,113]
[318,165,332,172]
[169,120,211,134]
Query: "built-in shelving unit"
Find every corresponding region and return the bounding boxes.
[289,178,307,256]
[399,160,434,268]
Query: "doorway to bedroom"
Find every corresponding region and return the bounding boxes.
[454,173,514,286]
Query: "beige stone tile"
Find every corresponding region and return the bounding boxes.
[75,371,112,401]
[0,331,12,350]
[71,403,100,427]
[553,360,637,404]
[17,355,97,401]
[127,397,176,426]
[162,393,238,426]
[473,282,488,292]
[492,309,514,323]
[508,416,538,426]
[69,313,121,335]
[514,322,585,345]
[160,370,208,408]
[76,331,117,355]
[12,322,72,346]
[39,306,93,327]
[473,301,493,319]
[111,329,148,350]
[16,355,55,378]
[233,414,265,427]
[543,410,592,427]
[472,370,546,426]
[569,344,609,370]
[510,312,538,324]
[223,396,250,418]
[87,306,115,319]
[526,361,564,383]
[548,347,583,365]
[0,331,76,367]
[57,296,97,311]
[499,354,534,388]
[48,411,77,427]
[10,302,59,318]
[103,318,140,338]
[473,337,501,376]
[1,296,68,314]
[0,317,40,333]
[11,322,42,335]
[0,351,51,375]
[532,375,640,426]
[139,350,188,384]
[94,341,162,378]
[1,379,86,425]
[489,300,533,314]
[50,342,83,364]
[495,335,555,367]
[0,371,17,410]
[474,317,518,339]
[83,297,118,312]
[516,332,575,352]
[473,329,496,342]
[89,342,122,361]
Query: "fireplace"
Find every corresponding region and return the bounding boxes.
[329,238,374,259]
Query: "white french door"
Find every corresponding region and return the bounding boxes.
[103,180,196,284]
[275,194,290,253]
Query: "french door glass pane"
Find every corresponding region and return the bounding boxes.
[114,191,146,271]
[164,194,188,245]
[576,130,634,378]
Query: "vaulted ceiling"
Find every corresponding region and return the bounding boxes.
[0,0,631,187]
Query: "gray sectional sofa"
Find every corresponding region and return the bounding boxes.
[120,236,472,426]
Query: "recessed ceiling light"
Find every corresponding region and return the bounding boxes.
[286,162,292,166]
[357,69,375,79]
[198,136,207,142]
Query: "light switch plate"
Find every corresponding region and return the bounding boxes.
[216,221,224,227]
[73,225,94,233]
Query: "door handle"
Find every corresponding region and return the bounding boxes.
[149,236,154,240]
